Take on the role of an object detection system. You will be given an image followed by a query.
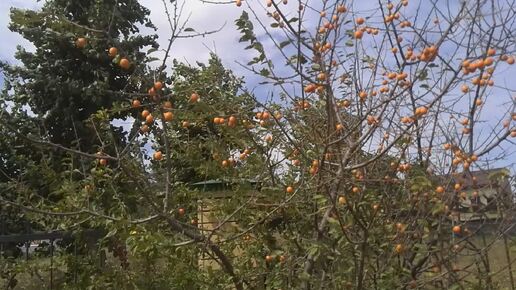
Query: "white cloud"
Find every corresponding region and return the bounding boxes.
[139,0,255,72]
[0,0,42,63]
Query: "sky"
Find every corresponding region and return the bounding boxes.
[0,0,251,73]
[0,0,515,174]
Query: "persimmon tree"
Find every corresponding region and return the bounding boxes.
[222,0,516,289]
[1,0,516,289]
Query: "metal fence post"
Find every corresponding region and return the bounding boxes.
[50,238,54,290]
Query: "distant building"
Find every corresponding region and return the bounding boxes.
[190,179,261,270]
[438,168,513,221]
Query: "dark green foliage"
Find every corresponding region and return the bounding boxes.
[151,55,257,183]
[2,0,157,150]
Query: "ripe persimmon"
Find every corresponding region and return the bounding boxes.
[483,57,494,66]
[145,114,154,124]
[140,124,150,133]
[108,47,118,58]
[154,81,163,90]
[132,99,141,108]
[162,101,172,109]
[228,116,237,127]
[75,37,87,49]
[163,111,174,122]
[415,106,428,116]
[148,87,156,96]
[190,93,199,103]
[119,58,130,70]
[304,83,316,93]
[153,151,163,161]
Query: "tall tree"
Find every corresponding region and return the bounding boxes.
[0,1,156,287]
[1,0,157,151]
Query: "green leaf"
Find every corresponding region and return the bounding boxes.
[105,228,117,238]
[279,40,292,49]
[488,169,510,180]
[418,69,428,81]
[259,68,270,77]
[112,55,121,64]
[300,272,311,281]
[311,64,321,71]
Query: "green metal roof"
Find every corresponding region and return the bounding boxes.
[190,178,260,191]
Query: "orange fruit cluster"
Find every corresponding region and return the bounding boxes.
[418,46,438,62]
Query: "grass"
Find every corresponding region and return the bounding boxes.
[455,234,516,289]
[4,234,516,289]
[1,258,67,290]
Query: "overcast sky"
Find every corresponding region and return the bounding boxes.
[0,0,252,72]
